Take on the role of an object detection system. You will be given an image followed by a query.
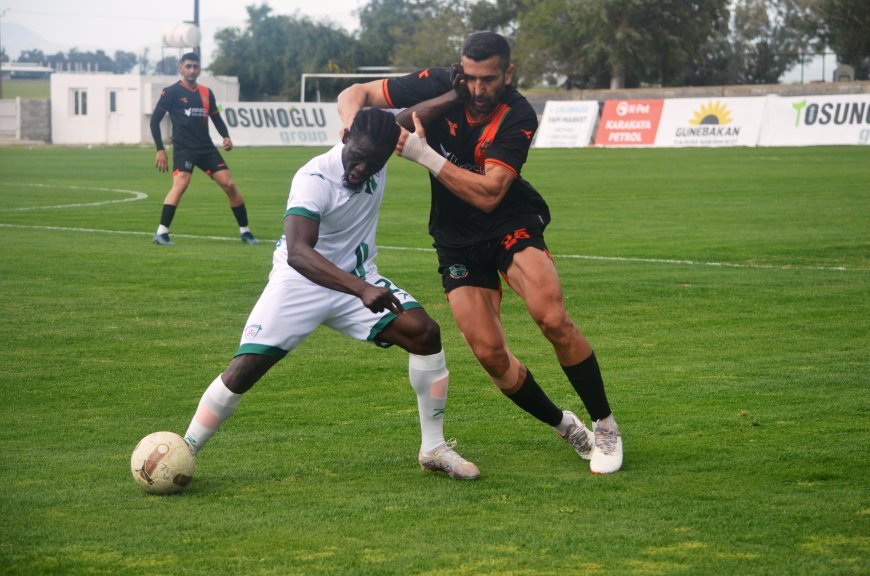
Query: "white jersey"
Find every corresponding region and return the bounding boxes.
[274,143,384,279]
[237,142,420,357]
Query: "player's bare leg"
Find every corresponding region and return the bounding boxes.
[380,309,479,479]
[213,170,258,244]
[153,171,191,246]
[507,247,622,473]
[446,285,592,459]
[182,354,279,453]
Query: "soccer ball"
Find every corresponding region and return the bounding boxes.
[130,431,196,494]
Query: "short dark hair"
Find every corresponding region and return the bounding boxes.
[462,31,511,71]
[348,108,400,150]
[180,52,200,63]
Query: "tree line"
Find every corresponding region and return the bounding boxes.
[9,47,193,77]
[4,0,867,100]
[211,0,869,100]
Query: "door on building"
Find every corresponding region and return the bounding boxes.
[105,88,125,144]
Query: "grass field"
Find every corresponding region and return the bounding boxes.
[0,144,867,575]
[0,78,51,100]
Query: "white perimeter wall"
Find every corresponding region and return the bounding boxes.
[50,74,240,146]
[48,74,869,148]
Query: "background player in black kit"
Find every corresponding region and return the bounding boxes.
[338,31,623,474]
[150,52,258,247]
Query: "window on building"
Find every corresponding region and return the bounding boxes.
[73,89,88,116]
[109,91,117,113]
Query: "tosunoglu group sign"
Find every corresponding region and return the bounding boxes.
[758,94,870,146]
[218,102,343,146]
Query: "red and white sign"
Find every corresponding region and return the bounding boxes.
[594,99,664,146]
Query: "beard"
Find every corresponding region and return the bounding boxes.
[342,174,364,192]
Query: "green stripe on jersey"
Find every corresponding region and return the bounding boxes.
[285,207,320,221]
[235,343,289,359]
[367,302,423,346]
[353,243,370,278]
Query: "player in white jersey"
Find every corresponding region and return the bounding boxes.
[179,108,479,480]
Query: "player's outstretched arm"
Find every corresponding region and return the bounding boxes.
[284,215,404,314]
[394,63,467,132]
[336,80,391,138]
[399,112,515,213]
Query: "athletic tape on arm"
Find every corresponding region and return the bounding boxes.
[400,132,447,176]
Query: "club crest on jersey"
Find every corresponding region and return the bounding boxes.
[446,119,458,136]
[244,324,263,339]
[448,264,468,279]
[364,176,376,195]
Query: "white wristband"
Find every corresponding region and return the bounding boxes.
[401,131,448,176]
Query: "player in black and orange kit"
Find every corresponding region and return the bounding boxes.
[149,52,258,246]
[338,31,623,474]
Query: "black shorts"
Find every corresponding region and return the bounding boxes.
[436,225,549,294]
[173,147,228,175]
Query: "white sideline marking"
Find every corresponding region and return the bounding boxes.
[0,223,862,273]
[0,223,236,242]
[0,183,148,211]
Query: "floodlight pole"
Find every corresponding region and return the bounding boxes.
[193,0,200,57]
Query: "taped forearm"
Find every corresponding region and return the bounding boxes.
[400,132,447,176]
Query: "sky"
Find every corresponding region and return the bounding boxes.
[0,0,364,67]
[1,0,832,83]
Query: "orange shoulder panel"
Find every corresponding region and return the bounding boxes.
[381,79,395,108]
[198,85,211,116]
[484,158,518,177]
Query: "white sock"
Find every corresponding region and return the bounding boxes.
[156,224,170,235]
[239,226,251,234]
[183,374,243,453]
[409,350,448,453]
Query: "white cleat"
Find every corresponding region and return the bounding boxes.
[558,410,595,461]
[590,418,623,474]
[418,439,480,480]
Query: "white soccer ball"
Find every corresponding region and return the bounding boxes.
[130,431,196,494]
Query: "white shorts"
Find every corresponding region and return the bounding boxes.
[235,265,421,359]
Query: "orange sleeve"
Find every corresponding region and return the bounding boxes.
[381,79,395,108]
[484,158,519,177]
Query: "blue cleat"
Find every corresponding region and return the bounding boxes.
[240,231,260,245]
[152,232,175,246]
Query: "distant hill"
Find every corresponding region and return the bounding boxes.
[3,22,66,61]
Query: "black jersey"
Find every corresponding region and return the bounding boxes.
[384,67,550,247]
[151,81,229,151]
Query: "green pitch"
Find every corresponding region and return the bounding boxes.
[0,144,867,575]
